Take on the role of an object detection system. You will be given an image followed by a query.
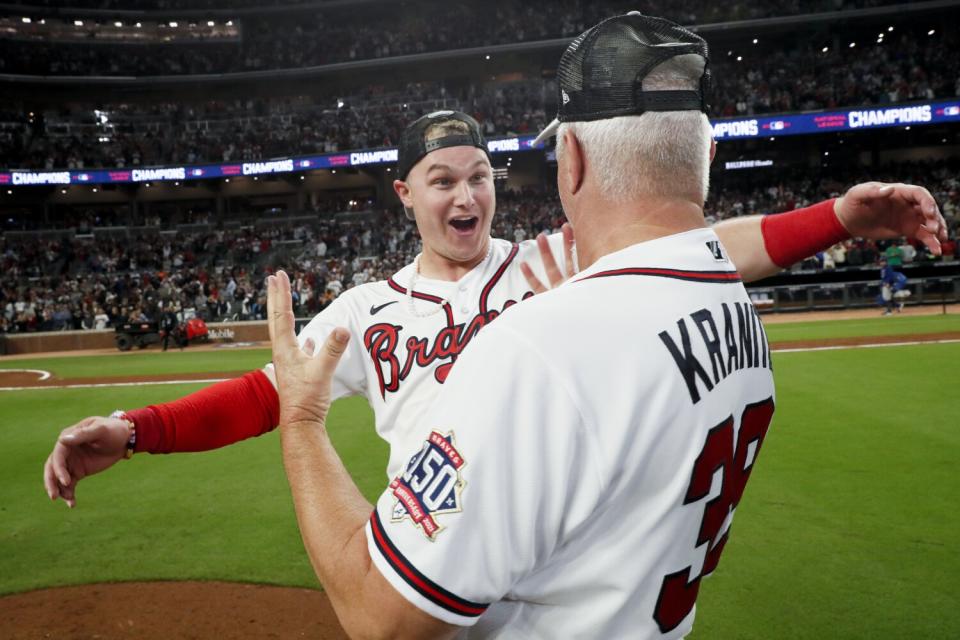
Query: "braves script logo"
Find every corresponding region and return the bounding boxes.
[390,431,466,541]
[363,293,533,398]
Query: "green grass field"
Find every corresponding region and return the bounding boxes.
[1,314,958,638]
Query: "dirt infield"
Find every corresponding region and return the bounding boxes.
[0,581,347,640]
[2,305,957,637]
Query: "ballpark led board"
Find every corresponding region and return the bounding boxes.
[2,100,957,187]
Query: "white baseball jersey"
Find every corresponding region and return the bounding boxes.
[364,227,776,638]
[290,235,567,478]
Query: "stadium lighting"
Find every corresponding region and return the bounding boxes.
[822,46,829,52]
[145,183,151,187]
[92,188,98,193]
[727,50,732,56]
[114,21,122,27]
[169,21,178,27]
[905,126,911,130]
[6,190,11,195]
[253,176,259,180]
[331,170,337,174]
[888,26,894,31]
[39,19,45,24]
[300,176,305,180]
[824,151,829,156]
[22,17,31,23]
[736,56,742,61]
[61,189,67,194]
[226,20,234,26]
[224,178,230,183]
[174,181,180,186]
[485,55,491,60]
[849,42,856,48]
[207,21,215,27]
[928,29,935,36]
[752,38,758,44]
[770,137,775,141]
[337,99,345,109]
[386,168,392,172]
[74,20,83,26]
[135,22,142,28]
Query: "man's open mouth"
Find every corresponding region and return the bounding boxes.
[449,217,479,232]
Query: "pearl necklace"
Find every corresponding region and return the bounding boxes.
[406,243,492,318]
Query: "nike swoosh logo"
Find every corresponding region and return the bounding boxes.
[370,301,399,315]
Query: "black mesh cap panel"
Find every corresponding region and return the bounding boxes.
[397,110,491,179]
[554,12,710,124]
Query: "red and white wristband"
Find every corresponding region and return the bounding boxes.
[110,410,137,459]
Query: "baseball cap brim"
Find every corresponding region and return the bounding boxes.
[532,118,561,147]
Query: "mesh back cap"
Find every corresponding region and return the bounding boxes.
[533,12,710,146]
[397,110,491,180]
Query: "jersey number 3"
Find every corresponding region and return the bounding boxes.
[653,397,775,633]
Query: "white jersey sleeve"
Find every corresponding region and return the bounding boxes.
[365,322,602,626]
[264,294,367,401]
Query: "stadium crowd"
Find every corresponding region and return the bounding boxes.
[2,159,957,333]
[1,0,902,16]
[0,0,904,76]
[2,22,957,171]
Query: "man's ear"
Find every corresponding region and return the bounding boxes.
[393,179,413,208]
[561,129,585,196]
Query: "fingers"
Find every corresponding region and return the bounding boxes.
[890,184,945,255]
[310,328,351,387]
[914,225,942,256]
[50,440,73,488]
[520,261,547,295]
[561,222,576,277]
[43,454,60,501]
[302,337,317,356]
[536,232,565,288]
[267,271,299,356]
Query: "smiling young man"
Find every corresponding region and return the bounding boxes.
[45,109,947,506]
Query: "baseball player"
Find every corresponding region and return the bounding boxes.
[267,14,799,637]
[45,119,947,500]
[877,257,911,314]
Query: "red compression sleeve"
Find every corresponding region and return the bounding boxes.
[760,198,850,268]
[127,369,279,454]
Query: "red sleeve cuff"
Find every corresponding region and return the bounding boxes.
[760,199,850,269]
[128,369,279,454]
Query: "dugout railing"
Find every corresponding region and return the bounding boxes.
[747,275,960,313]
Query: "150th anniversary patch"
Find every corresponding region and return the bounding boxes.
[390,431,466,540]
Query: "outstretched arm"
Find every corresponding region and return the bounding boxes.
[43,370,279,508]
[714,182,946,282]
[269,271,456,639]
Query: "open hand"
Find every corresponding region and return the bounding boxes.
[519,222,577,294]
[267,270,350,430]
[43,416,132,508]
[835,183,947,255]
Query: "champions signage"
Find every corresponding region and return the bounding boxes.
[11,171,71,185]
[3,100,956,187]
[709,100,956,140]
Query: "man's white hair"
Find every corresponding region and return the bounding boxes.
[556,54,713,204]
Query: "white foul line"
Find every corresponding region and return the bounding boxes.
[772,338,960,354]
[1,338,958,391]
[0,378,228,392]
